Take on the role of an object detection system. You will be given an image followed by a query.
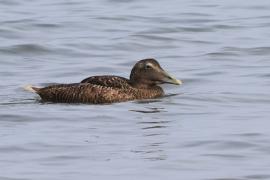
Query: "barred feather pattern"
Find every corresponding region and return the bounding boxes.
[36,83,164,104]
[81,76,131,89]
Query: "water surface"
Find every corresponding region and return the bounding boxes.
[1,0,270,180]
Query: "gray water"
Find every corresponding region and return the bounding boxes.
[1,0,270,179]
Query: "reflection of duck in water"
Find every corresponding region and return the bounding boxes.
[24,58,182,104]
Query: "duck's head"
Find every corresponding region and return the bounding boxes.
[130,58,182,88]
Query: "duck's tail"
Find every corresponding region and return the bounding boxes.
[23,84,40,93]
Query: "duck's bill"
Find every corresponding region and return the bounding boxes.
[162,71,183,85]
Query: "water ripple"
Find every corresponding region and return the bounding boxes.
[1,0,270,179]
[0,44,52,55]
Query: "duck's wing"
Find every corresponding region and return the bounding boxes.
[80,75,131,89]
[35,83,135,104]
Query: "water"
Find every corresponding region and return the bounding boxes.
[1,0,270,179]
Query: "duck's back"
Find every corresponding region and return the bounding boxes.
[81,75,131,89]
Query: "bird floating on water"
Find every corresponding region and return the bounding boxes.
[24,58,182,104]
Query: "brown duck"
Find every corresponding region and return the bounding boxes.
[24,58,182,104]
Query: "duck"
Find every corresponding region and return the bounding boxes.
[24,58,182,104]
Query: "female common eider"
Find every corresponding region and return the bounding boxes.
[24,58,182,104]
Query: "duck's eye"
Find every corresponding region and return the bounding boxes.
[145,64,152,69]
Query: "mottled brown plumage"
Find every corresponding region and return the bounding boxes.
[81,76,131,89]
[25,58,182,104]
